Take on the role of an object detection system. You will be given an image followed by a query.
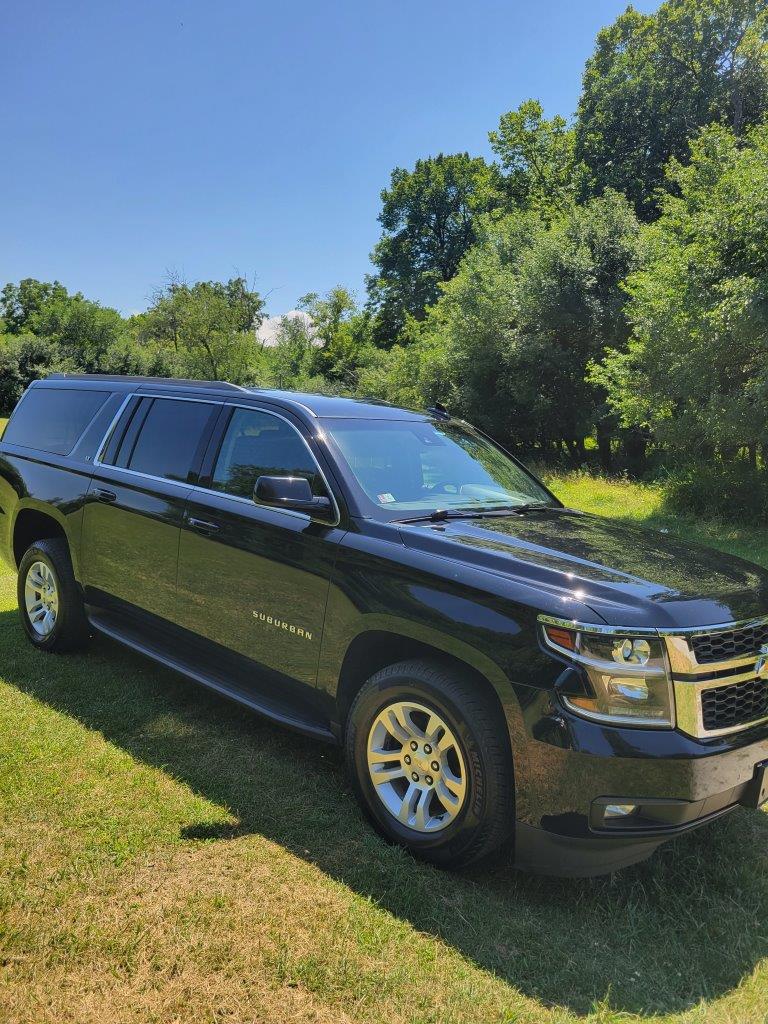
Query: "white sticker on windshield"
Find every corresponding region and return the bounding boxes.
[378,492,396,503]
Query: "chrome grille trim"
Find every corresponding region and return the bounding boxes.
[664,623,768,738]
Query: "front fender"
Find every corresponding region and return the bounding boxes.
[321,610,515,703]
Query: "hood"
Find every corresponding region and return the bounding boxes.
[398,508,768,629]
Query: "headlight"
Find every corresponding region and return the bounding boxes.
[539,616,674,728]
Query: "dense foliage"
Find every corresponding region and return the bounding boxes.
[3,0,768,519]
[575,0,768,218]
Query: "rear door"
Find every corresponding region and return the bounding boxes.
[176,404,343,688]
[81,395,220,622]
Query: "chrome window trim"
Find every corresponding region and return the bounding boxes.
[92,392,341,527]
[93,393,135,464]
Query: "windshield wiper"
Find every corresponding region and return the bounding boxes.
[393,508,509,524]
[393,502,556,524]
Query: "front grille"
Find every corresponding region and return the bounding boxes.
[690,621,768,664]
[701,678,768,731]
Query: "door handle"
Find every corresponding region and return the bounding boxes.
[187,517,220,534]
[92,487,117,503]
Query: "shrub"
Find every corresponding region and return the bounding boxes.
[664,462,768,524]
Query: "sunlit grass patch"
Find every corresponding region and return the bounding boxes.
[542,468,768,567]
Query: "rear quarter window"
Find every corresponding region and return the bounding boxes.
[2,388,110,456]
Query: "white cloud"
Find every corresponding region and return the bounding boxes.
[255,309,316,347]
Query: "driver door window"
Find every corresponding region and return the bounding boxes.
[210,407,327,499]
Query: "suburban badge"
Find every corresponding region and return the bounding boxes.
[252,610,312,640]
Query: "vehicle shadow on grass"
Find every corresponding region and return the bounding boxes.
[5,612,768,1018]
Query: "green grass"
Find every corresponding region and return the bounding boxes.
[542,468,768,566]
[2,472,768,1023]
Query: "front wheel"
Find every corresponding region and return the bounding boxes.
[345,659,515,868]
[17,538,89,653]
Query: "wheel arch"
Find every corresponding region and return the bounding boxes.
[12,504,70,570]
[333,625,520,747]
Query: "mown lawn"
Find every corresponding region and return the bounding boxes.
[1,473,768,1024]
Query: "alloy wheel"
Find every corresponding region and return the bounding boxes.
[24,560,59,637]
[366,699,467,833]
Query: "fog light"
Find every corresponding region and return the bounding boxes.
[604,803,637,819]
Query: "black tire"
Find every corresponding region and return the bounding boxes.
[17,538,89,653]
[345,659,515,868]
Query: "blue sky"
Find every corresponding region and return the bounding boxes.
[2,1,657,317]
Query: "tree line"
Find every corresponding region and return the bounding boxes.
[3,0,768,519]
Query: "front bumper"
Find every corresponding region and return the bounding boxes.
[509,685,768,876]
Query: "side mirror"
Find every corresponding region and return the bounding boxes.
[254,475,333,518]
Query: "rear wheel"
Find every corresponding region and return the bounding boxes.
[17,538,89,653]
[345,659,515,868]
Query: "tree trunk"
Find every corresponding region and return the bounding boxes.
[596,419,612,473]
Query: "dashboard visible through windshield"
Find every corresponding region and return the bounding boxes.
[322,418,557,518]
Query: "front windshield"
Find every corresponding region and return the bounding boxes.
[323,418,557,516]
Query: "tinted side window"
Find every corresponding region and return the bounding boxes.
[211,408,326,499]
[127,399,218,483]
[3,388,110,455]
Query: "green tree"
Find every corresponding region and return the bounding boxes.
[367,153,503,341]
[264,312,327,391]
[30,294,126,370]
[0,333,73,414]
[0,279,70,333]
[509,190,641,457]
[404,212,542,442]
[1,278,134,372]
[372,193,640,456]
[575,0,768,218]
[140,276,265,382]
[592,123,768,466]
[489,99,585,216]
[298,287,373,388]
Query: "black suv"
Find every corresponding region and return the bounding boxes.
[2,374,768,875]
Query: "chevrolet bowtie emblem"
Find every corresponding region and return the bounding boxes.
[756,644,768,680]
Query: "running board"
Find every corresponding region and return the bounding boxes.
[87,611,336,743]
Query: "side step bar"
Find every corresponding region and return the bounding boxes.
[88,611,336,744]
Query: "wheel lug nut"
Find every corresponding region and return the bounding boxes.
[411,772,419,782]
[425,775,434,785]
[424,744,432,754]
[410,741,418,751]
[431,761,439,772]
[404,755,411,765]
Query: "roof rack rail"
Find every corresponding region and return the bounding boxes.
[47,373,247,392]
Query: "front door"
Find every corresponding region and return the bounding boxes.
[176,405,342,688]
[81,395,220,622]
